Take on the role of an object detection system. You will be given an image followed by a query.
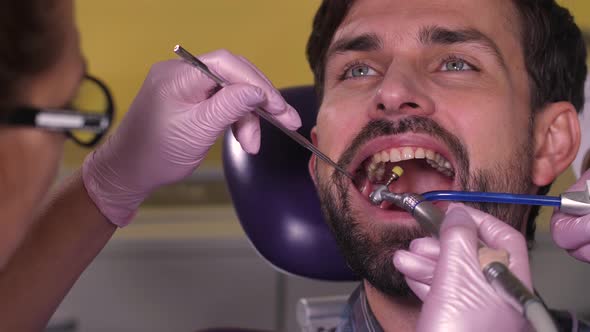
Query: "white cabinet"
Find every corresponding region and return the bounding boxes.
[56,239,279,331]
[54,207,279,332]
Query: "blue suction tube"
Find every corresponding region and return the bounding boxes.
[421,190,562,208]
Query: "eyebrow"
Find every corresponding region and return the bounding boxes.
[326,25,508,72]
[326,32,383,59]
[418,25,507,70]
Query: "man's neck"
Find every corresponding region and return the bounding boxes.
[363,280,421,331]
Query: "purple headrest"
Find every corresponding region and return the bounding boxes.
[222,86,357,281]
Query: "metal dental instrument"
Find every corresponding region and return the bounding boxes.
[385,166,404,187]
[173,45,354,181]
[370,187,444,237]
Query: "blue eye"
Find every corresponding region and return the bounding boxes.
[440,58,474,72]
[344,64,378,79]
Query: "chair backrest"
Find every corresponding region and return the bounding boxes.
[222,86,357,281]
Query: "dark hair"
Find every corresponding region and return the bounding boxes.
[306,0,355,101]
[306,0,588,243]
[0,0,64,107]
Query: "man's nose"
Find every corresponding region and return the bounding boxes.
[370,66,435,118]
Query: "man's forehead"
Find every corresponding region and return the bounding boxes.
[331,0,520,49]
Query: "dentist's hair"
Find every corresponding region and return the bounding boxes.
[0,0,64,107]
[306,0,587,243]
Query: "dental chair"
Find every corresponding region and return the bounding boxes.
[222,86,358,332]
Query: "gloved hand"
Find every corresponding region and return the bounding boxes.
[551,169,590,262]
[83,50,301,226]
[394,203,532,332]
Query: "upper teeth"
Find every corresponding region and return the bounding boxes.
[365,146,454,181]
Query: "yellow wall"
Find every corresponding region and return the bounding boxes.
[67,0,322,167]
[560,0,590,27]
[72,1,588,229]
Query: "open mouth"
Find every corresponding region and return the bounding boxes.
[351,142,457,211]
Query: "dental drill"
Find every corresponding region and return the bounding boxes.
[367,173,590,332]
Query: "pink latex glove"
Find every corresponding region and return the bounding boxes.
[394,203,533,332]
[551,170,590,262]
[83,50,301,226]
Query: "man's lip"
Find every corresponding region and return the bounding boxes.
[346,134,458,176]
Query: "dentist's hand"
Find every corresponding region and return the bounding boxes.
[394,203,532,332]
[551,170,590,262]
[83,50,301,226]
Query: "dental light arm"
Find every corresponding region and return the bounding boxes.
[370,185,558,332]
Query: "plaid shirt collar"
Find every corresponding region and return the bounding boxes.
[337,283,384,332]
[336,283,589,332]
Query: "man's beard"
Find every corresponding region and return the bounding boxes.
[315,116,534,298]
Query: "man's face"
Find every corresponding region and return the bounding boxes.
[310,0,536,296]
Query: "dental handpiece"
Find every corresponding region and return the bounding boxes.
[172,45,354,181]
[370,185,555,331]
[370,188,444,237]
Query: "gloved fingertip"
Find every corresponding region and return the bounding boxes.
[285,104,302,129]
[242,85,267,107]
[392,250,412,269]
[442,206,476,231]
[241,127,261,154]
[266,90,287,113]
[549,217,569,246]
[409,237,432,252]
[241,137,260,155]
[570,245,590,263]
[271,105,302,130]
[409,237,440,258]
[233,114,261,154]
[406,278,430,302]
[447,202,466,210]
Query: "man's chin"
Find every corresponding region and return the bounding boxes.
[360,227,424,296]
[361,249,415,298]
[318,172,428,299]
[327,211,426,298]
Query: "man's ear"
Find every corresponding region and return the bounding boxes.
[308,126,319,187]
[532,101,581,186]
